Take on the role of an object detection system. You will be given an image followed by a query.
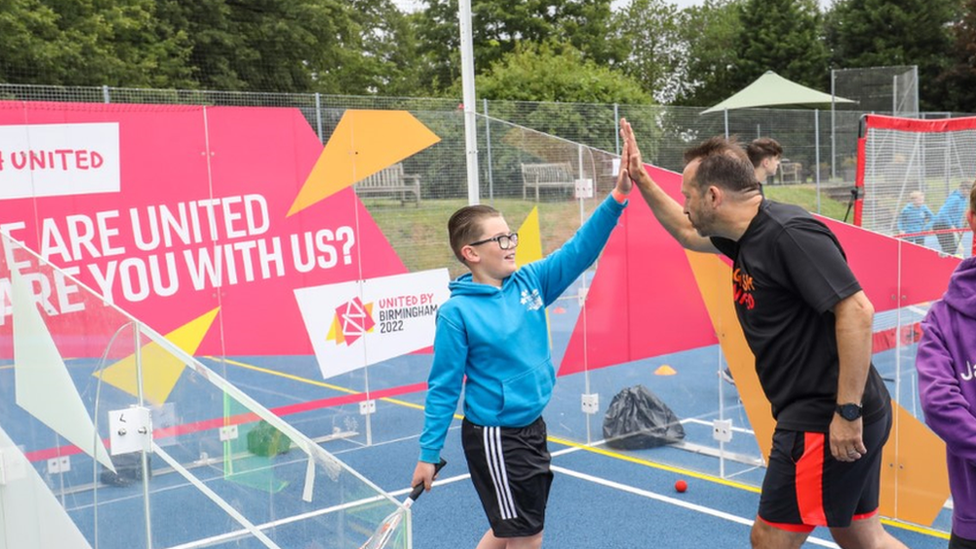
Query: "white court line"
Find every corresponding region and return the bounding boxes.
[411,466,838,548]
[550,465,841,549]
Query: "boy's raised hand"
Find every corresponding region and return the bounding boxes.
[619,118,648,189]
[615,134,633,196]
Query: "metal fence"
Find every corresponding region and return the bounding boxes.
[6,81,968,192]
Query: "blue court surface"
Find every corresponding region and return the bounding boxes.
[204,311,949,549]
[199,285,951,549]
[0,274,953,548]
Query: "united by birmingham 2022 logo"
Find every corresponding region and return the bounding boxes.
[326,296,375,346]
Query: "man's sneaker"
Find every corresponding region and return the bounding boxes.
[720,367,735,385]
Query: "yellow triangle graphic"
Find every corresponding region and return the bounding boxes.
[287,110,441,216]
[515,207,543,267]
[654,365,676,376]
[327,314,343,343]
[94,308,220,405]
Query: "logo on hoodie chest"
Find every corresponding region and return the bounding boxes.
[521,289,543,311]
[961,360,976,382]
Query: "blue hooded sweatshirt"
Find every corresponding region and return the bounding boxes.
[917,255,976,540]
[419,194,626,463]
[897,202,934,236]
[933,189,969,229]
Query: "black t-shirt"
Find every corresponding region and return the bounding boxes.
[711,200,889,432]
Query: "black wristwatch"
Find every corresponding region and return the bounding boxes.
[835,403,863,421]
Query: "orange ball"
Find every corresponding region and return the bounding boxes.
[675,479,687,493]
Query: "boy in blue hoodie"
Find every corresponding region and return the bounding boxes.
[411,140,633,549]
[917,181,976,548]
[897,191,934,245]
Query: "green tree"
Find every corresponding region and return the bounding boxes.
[731,0,829,92]
[612,0,684,103]
[0,0,68,84]
[154,0,365,94]
[472,42,654,152]
[938,0,976,112]
[342,0,423,96]
[670,0,744,107]
[825,0,959,111]
[415,0,622,94]
[473,42,650,104]
[0,0,194,87]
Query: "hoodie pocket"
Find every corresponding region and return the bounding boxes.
[501,361,555,420]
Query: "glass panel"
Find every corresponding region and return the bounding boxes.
[0,233,406,549]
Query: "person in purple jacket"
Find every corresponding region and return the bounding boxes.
[917,180,976,549]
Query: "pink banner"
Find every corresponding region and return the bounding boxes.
[0,101,408,357]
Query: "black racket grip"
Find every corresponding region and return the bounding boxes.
[409,458,447,501]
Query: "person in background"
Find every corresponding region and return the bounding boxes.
[916,181,976,549]
[747,138,783,197]
[897,190,934,246]
[931,180,973,254]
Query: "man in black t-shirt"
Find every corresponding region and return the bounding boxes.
[618,119,905,549]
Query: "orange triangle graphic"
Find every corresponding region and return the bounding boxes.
[287,110,441,216]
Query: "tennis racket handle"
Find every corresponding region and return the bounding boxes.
[409,458,447,501]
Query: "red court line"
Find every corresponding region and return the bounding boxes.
[23,381,427,463]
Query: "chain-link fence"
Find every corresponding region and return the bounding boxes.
[4,81,956,193]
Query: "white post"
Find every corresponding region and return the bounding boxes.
[815,109,821,214]
[459,0,480,205]
[831,69,836,180]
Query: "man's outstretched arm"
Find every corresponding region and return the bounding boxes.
[620,118,718,253]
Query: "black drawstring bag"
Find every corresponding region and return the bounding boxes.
[602,385,685,450]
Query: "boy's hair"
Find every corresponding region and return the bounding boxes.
[683,136,759,196]
[448,205,500,263]
[909,190,925,201]
[746,138,783,168]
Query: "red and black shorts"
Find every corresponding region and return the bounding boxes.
[461,416,553,538]
[758,404,892,532]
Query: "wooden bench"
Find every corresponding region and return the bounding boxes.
[353,163,421,206]
[521,162,575,201]
[778,160,802,184]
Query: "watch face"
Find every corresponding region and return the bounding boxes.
[838,404,861,420]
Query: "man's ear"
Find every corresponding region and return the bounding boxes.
[707,185,722,207]
[967,209,976,231]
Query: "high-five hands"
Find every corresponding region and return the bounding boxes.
[619,118,647,189]
[615,126,633,197]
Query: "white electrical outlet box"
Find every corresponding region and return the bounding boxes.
[574,178,594,199]
[359,400,376,415]
[109,406,153,455]
[712,419,733,443]
[219,425,239,441]
[581,393,600,415]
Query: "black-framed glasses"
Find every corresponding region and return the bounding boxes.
[469,232,519,250]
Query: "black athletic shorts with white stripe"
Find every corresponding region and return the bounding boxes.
[462,416,553,538]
